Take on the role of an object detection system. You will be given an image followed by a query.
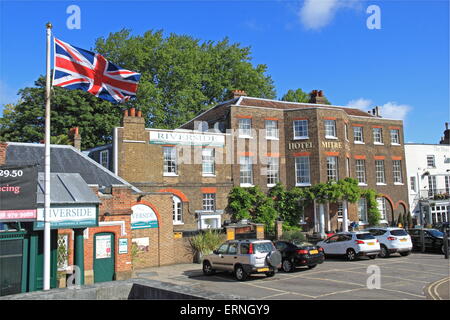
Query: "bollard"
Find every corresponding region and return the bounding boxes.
[444,227,449,259]
[421,228,425,253]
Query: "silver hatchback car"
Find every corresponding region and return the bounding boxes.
[202,239,282,281]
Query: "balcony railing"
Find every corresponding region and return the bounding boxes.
[418,189,450,201]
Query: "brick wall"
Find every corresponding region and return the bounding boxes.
[0,142,7,165]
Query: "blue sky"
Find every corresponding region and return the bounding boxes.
[0,0,448,143]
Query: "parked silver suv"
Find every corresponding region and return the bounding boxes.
[202,239,282,281]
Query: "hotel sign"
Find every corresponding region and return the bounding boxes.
[321,141,343,149]
[288,142,313,151]
[149,131,225,147]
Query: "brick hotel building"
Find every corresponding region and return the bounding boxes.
[87,90,409,234]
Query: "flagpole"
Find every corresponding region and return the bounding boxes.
[43,21,52,291]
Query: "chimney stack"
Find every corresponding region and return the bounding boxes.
[121,107,145,127]
[308,90,327,104]
[0,142,7,165]
[68,127,81,150]
[439,122,450,145]
[231,90,247,99]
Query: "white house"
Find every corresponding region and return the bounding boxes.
[405,134,450,226]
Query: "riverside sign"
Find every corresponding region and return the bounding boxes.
[34,205,98,229]
[149,130,225,147]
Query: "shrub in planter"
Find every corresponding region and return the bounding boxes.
[280,228,306,243]
[189,229,226,263]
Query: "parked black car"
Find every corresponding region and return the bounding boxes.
[274,240,325,272]
[408,228,450,255]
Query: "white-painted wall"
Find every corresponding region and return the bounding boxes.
[405,144,450,218]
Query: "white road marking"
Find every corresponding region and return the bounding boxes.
[379,287,426,299]
[342,269,430,284]
[242,282,316,299]
[378,264,449,277]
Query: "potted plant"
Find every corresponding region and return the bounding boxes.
[189,229,225,263]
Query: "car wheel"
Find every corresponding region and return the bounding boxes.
[346,249,357,261]
[234,265,248,281]
[282,259,294,272]
[400,251,411,257]
[379,245,390,258]
[441,245,450,255]
[369,255,377,260]
[266,271,275,278]
[307,264,317,269]
[202,260,215,275]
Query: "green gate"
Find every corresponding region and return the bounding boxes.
[93,232,115,283]
[0,231,28,296]
[28,230,57,291]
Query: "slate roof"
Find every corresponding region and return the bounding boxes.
[37,172,100,205]
[4,142,141,193]
[238,97,375,117]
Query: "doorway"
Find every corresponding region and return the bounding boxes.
[93,232,115,283]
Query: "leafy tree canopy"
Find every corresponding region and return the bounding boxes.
[1,29,276,147]
[95,29,276,128]
[281,88,331,105]
[0,77,120,149]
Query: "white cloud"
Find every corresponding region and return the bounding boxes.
[347,98,373,109]
[298,0,362,30]
[378,101,411,121]
[346,98,412,121]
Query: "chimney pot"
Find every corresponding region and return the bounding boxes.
[130,107,136,117]
[308,90,327,104]
[137,110,142,118]
[231,90,247,99]
[446,122,449,130]
[123,109,129,117]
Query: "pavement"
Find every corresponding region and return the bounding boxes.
[133,252,450,300]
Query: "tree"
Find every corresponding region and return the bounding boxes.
[1,29,276,147]
[362,189,382,226]
[397,212,405,227]
[227,186,278,233]
[406,211,413,228]
[281,88,332,105]
[281,88,310,103]
[94,29,276,129]
[268,183,307,230]
[0,76,121,149]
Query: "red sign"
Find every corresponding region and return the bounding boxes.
[0,209,37,221]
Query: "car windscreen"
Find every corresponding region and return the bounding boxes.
[356,233,375,240]
[253,242,274,253]
[428,229,444,238]
[293,241,314,247]
[390,229,408,236]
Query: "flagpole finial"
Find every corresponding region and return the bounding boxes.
[46,22,52,29]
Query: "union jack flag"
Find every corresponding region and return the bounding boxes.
[53,38,141,103]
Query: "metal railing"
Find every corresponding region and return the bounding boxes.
[418,189,450,201]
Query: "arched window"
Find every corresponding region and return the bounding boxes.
[173,196,183,224]
[377,197,387,221]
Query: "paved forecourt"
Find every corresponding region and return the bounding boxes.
[133,252,450,300]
